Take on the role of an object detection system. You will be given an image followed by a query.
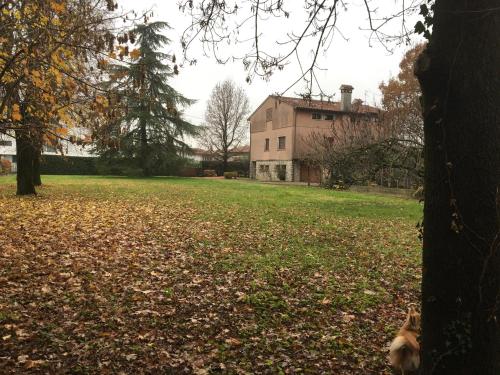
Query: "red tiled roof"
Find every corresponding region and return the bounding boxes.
[230,145,250,153]
[191,148,211,155]
[273,95,380,114]
[190,146,249,155]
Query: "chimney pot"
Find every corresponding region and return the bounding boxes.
[340,84,354,112]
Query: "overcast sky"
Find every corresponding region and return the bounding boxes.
[118,1,421,146]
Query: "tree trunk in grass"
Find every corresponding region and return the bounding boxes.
[416,1,500,373]
[33,130,43,186]
[139,118,150,177]
[33,150,42,186]
[15,130,36,195]
[222,150,228,173]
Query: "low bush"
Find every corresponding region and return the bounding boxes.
[224,171,238,179]
[40,155,98,175]
[201,160,249,177]
[203,169,217,177]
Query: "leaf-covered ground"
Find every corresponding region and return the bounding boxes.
[0,176,422,374]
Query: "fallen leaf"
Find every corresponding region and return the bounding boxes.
[225,338,242,346]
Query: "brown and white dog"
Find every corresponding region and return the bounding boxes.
[389,306,420,374]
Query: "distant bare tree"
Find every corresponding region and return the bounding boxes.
[301,106,385,187]
[302,45,425,189]
[303,109,422,189]
[200,80,250,171]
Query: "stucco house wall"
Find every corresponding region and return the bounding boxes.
[250,96,297,181]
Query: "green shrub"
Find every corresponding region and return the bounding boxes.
[201,160,249,177]
[40,155,98,175]
[224,171,238,179]
[98,164,143,176]
[203,169,217,177]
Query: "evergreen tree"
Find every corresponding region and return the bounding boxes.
[99,22,197,176]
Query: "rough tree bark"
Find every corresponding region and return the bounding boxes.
[222,149,228,173]
[416,1,500,373]
[139,118,150,177]
[32,129,42,186]
[33,150,42,186]
[15,129,36,195]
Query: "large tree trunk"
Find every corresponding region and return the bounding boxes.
[416,1,500,373]
[139,120,150,176]
[33,151,42,186]
[222,152,228,173]
[33,130,43,186]
[15,130,36,195]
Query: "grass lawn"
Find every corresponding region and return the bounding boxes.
[0,175,422,374]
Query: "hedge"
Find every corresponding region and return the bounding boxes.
[39,155,98,175]
[200,160,249,177]
[38,155,250,177]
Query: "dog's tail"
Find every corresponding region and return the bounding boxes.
[389,336,410,366]
[389,336,419,372]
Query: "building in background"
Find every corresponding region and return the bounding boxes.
[248,85,380,182]
[0,127,94,172]
[227,145,250,162]
[186,145,250,164]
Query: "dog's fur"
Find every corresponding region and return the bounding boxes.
[389,306,420,374]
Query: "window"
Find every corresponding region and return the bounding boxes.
[264,138,269,151]
[278,136,286,150]
[259,165,270,173]
[0,140,12,146]
[324,114,335,121]
[266,108,273,122]
[275,165,287,181]
[312,113,321,120]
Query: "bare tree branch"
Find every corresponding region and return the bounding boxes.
[199,79,250,170]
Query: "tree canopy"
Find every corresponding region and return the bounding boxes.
[199,79,249,171]
[96,21,197,176]
[0,0,133,193]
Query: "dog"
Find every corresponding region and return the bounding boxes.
[389,306,421,374]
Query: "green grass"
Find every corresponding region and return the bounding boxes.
[0,174,421,218]
[0,175,422,374]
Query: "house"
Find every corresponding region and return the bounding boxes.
[187,145,250,164]
[228,145,250,162]
[187,148,211,163]
[0,127,94,172]
[248,85,380,182]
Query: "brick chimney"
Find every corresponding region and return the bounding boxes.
[340,84,354,112]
